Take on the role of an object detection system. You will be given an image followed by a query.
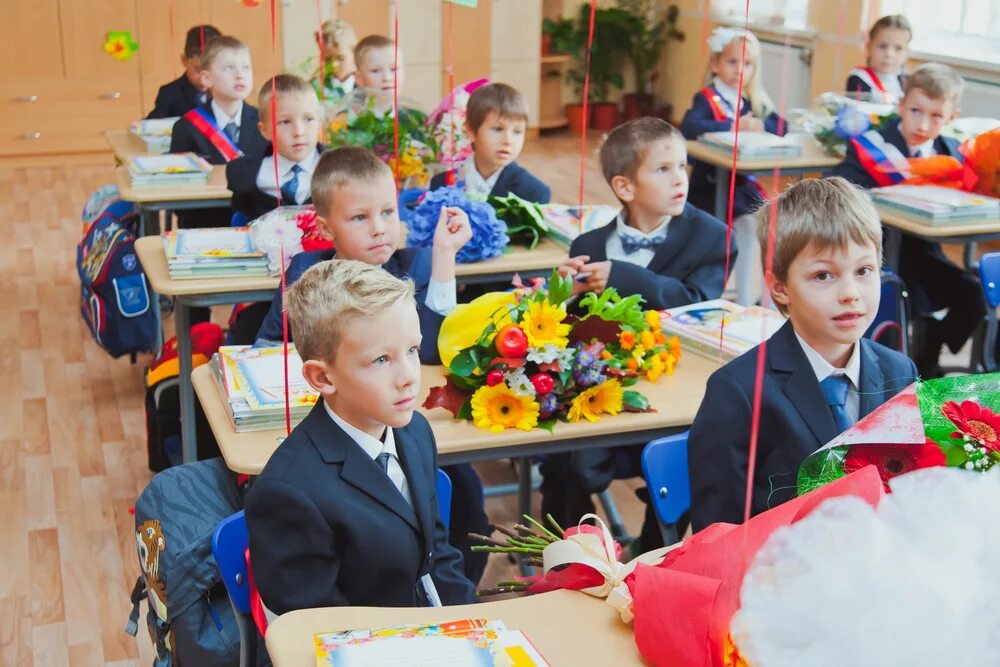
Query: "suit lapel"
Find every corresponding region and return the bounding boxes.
[769,323,839,447]
[577,222,614,261]
[238,104,259,152]
[882,121,908,154]
[858,340,886,418]
[394,427,434,558]
[645,209,694,274]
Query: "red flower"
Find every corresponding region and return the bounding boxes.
[942,400,1000,451]
[843,442,946,492]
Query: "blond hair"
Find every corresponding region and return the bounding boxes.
[258,74,318,120]
[599,117,683,184]
[319,18,357,52]
[285,259,415,363]
[756,178,882,315]
[200,35,249,70]
[706,29,774,119]
[310,146,393,217]
[354,34,394,70]
[465,83,529,133]
[905,63,964,105]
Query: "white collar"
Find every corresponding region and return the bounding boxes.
[794,332,862,389]
[211,99,242,128]
[616,212,670,239]
[323,400,397,462]
[464,158,504,196]
[711,77,742,114]
[274,148,320,179]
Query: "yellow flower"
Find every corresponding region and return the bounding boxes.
[568,379,624,423]
[438,291,517,366]
[600,350,613,360]
[470,384,539,432]
[618,330,636,350]
[329,118,348,133]
[645,310,661,329]
[645,354,666,382]
[521,301,570,348]
[639,330,656,349]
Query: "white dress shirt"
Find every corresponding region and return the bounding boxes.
[795,333,862,425]
[211,100,243,134]
[711,77,742,118]
[902,121,936,158]
[462,158,504,199]
[605,213,670,268]
[255,149,321,205]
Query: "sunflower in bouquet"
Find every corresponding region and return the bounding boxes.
[424,271,682,432]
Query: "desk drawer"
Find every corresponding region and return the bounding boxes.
[0,78,142,114]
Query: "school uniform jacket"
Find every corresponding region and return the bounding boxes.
[169,101,268,165]
[569,203,733,310]
[680,85,785,217]
[255,247,445,364]
[245,406,475,613]
[147,74,206,119]
[845,67,906,100]
[687,320,917,532]
[429,161,552,204]
[226,144,325,222]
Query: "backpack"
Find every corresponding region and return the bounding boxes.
[78,200,157,360]
[865,269,910,355]
[127,457,243,667]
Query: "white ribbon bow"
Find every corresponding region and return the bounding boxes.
[707,26,745,53]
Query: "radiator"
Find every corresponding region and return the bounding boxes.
[757,39,812,112]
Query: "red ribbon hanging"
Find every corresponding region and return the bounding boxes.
[446,0,457,182]
[280,243,292,436]
[392,1,401,185]
[577,0,597,210]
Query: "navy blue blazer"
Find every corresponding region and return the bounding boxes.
[680,85,785,217]
[226,144,324,223]
[245,405,475,613]
[845,71,906,97]
[256,247,445,364]
[832,120,963,189]
[429,161,551,204]
[569,203,733,310]
[688,320,917,531]
[147,74,207,119]
[169,101,268,165]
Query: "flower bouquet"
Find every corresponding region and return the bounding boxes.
[404,186,509,263]
[248,205,333,273]
[487,192,551,250]
[797,372,1000,495]
[423,270,681,432]
[902,126,1000,197]
[796,92,896,157]
[425,78,489,177]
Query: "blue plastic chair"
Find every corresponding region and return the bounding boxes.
[640,432,690,546]
[979,252,1000,372]
[436,468,453,530]
[212,510,253,667]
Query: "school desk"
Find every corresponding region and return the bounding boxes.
[875,204,1000,271]
[104,129,150,163]
[686,133,841,220]
[265,590,644,666]
[115,164,232,236]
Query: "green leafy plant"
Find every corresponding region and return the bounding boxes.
[487,192,549,250]
[559,6,634,103]
[618,1,685,95]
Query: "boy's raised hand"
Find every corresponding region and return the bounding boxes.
[558,255,591,294]
[432,206,473,255]
[579,260,612,294]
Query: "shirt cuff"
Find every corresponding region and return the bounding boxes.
[424,278,457,316]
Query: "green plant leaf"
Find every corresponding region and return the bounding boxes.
[449,348,479,377]
[623,390,649,411]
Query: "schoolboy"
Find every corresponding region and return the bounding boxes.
[541,117,732,528]
[253,147,492,583]
[354,35,403,94]
[833,63,981,378]
[428,83,551,203]
[315,18,357,101]
[245,259,476,613]
[147,25,221,119]
[687,178,917,531]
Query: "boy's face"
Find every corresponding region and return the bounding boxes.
[181,54,206,89]
[469,112,526,175]
[356,46,403,93]
[318,172,401,266]
[711,39,754,90]
[769,240,881,360]
[259,92,322,163]
[202,48,253,103]
[897,88,957,148]
[314,302,423,438]
[613,137,689,219]
[322,41,355,77]
[866,27,909,74]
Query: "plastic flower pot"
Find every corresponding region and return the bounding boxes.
[591,102,620,131]
[566,103,590,135]
[623,93,654,120]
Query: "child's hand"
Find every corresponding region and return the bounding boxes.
[579,260,612,294]
[432,206,472,256]
[735,113,765,133]
[558,255,591,295]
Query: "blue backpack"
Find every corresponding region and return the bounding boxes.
[77,198,157,359]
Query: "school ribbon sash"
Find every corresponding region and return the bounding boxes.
[848,66,888,94]
[850,129,911,187]
[183,107,243,163]
[699,87,736,122]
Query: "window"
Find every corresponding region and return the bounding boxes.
[878,0,1000,66]
[711,0,811,32]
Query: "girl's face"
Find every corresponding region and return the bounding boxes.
[866,27,910,74]
[712,39,755,90]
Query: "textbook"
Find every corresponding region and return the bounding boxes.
[659,299,785,362]
[700,131,803,159]
[871,185,1000,224]
[126,152,212,188]
[129,118,178,153]
[540,204,619,245]
[162,228,269,279]
[212,345,316,431]
[313,619,549,667]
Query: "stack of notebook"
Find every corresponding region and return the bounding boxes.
[871,185,1000,224]
[126,153,212,188]
[211,345,317,432]
[162,228,269,279]
[659,299,786,362]
[700,131,804,159]
[540,204,619,245]
[128,118,178,153]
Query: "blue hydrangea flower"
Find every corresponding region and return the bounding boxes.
[833,105,871,139]
[538,392,559,418]
[403,186,508,263]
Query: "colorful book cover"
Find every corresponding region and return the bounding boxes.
[701,131,803,158]
[165,228,263,258]
[128,152,212,175]
[229,346,318,412]
[659,299,785,361]
[539,204,619,244]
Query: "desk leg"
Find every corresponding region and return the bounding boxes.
[516,457,534,576]
[964,242,978,271]
[884,228,903,273]
[714,166,728,220]
[140,208,158,237]
[176,302,198,464]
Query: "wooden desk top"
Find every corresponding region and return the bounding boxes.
[686,133,840,172]
[265,590,646,667]
[455,238,567,278]
[135,236,279,297]
[876,204,1000,239]
[115,164,231,204]
[104,129,150,162]
[193,352,719,475]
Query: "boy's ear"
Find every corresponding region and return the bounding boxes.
[609,174,635,203]
[766,272,791,310]
[258,119,271,142]
[198,68,212,90]
[301,359,337,398]
[315,214,335,241]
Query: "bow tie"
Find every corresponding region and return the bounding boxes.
[620,233,666,255]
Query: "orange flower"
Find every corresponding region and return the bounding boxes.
[654,331,667,345]
[600,350,612,360]
[618,330,636,350]
[668,336,682,359]
[626,357,639,372]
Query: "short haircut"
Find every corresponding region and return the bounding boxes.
[756,177,882,314]
[904,63,964,105]
[310,146,393,217]
[258,74,318,119]
[285,259,416,363]
[319,18,357,51]
[599,117,683,183]
[869,14,912,41]
[466,83,529,133]
[183,25,222,59]
[200,35,249,70]
[354,34,394,68]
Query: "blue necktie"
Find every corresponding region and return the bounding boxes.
[281,165,302,205]
[223,121,239,143]
[375,451,391,474]
[620,233,666,255]
[820,375,854,433]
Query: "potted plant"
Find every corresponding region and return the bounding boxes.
[565,5,633,132]
[619,1,684,120]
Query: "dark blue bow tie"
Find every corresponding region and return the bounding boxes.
[620,233,666,255]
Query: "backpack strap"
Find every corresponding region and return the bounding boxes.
[183,107,243,163]
[125,577,145,636]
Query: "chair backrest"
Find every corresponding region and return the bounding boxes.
[641,432,691,526]
[211,510,250,614]
[980,253,1000,308]
[436,468,453,530]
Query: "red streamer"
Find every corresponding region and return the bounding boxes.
[446,0,456,179]
[392,1,401,185]
[314,0,326,101]
[280,243,292,436]
[577,0,597,209]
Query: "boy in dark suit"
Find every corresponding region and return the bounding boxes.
[541,117,732,530]
[146,25,220,119]
[833,63,981,378]
[429,82,551,203]
[253,147,493,584]
[245,259,476,614]
[688,177,918,531]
